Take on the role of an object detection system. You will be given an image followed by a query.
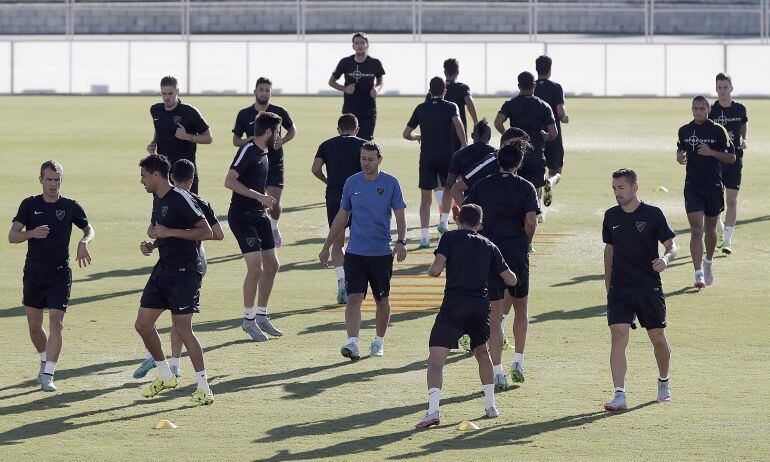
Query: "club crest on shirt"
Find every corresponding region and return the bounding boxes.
[173,115,182,125]
[376,187,384,196]
[55,210,65,220]
[246,237,256,248]
[636,221,646,232]
[161,206,168,218]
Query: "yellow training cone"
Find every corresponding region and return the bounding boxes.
[154,419,177,430]
[457,420,480,431]
[654,186,669,193]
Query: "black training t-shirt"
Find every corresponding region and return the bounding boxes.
[229,142,269,213]
[435,229,508,300]
[709,101,747,157]
[407,98,460,161]
[676,120,731,188]
[534,79,565,132]
[232,103,294,167]
[151,188,206,268]
[151,100,209,165]
[498,94,555,155]
[13,195,89,269]
[315,134,366,193]
[449,142,496,177]
[461,153,499,191]
[466,172,540,252]
[332,55,385,115]
[602,202,675,289]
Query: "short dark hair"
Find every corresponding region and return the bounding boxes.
[160,76,178,88]
[352,32,369,43]
[535,55,552,75]
[498,139,531,170]
[256,77,272,88]
[443,58,459,76]
[171,159,196,182]
[472,118,491,140]
[338,113,359,132]
[612,168,637,185]
[362,140,381,158]
[500,127,530,146]
[255,111,282,137]
[692,95,710,106]
[429,76,446,97]
[518,71,535,90]
[40,160,63,177]
[716,72,732,85]
[140,154,170,179]
[457,204,483,227]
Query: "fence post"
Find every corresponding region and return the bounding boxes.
[67,0,74,37]
[9,41,14,94]
[296,0,301,40]
[650,0,655,41]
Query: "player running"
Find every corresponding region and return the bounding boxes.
[709,73,748,255]
[534,55,570,207]
[602,168,677,411]
[9,160,95,392]
[232,77,297,247]
[135,154,214,407]
[415,204,517,428]
[403,76,467,247]
[311,114,366,304]
[676,96,734,288]
[133,159,224,380]
[147,76,212,194]
[319,141,407,361]
[329,32,385,140]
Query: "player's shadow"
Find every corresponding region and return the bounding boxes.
[279,258,323,272]
[280,354,468,401]
[289,236,327,246]
[0,382,142,417]
[282,201,325,214]
[530,304,605,324]
[0,288,143,319]
[210,360,352,397]
[391,264,431,276]
[550,273,603,287]
[156,305,337,335]
[297,310,434,336]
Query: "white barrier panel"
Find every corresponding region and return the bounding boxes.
[665,44,724,97]
[485,43,544,95]
[725,45,770,97]
[307,42,346,95]
[0,42,10,93]
[606,44,665,96]
[129,42,188,94]
[425,43,485,94]
[72,42,129,94]
[189,42,247,94]
[369,43,426,96]
[247,42,307,95]
[13,42,70,93]
[547,44,605,97]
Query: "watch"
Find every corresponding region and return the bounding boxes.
[396,239,407,246]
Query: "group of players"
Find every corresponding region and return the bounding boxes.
[9,32,749,423]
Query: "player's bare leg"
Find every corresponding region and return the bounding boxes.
[687,212,706,288]
[419,189,433,248]
[722,188,739,253]
[267,186,283,247]
[510,295,528,382]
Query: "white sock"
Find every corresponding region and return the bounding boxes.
[434,190,443,207]
[39,351,46,362]
[156,360,174,381]
[348,337,359,347]
[548,173,561,186]
[269,217,279,231]
[43,361,57,376]
[196,370,212,394]
[514,353,524,367]
[144,350,153,361]
[256,306,267,316]
[439,213,449,227]
[704,259,712,267]
[374,336,384,345]
[501,314,508,334]
[723,226,734,243]
[717,217,725,232]
[493,364,504,376]
[169,357,180,369]
[244,307,256,320]
[421,228,429,241]
[615,387,625,393]
[334,266,345,281]
[483,383,496,409]
[695,269,704,277]
[428,387,441,414]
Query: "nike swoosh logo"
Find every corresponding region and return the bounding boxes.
[249,121,255,125]
[613,225,620,229]
[34,211,43,215]
[153,118,159,121]
[353,192,362,195]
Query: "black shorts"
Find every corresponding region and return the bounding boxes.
[607,286,666,330]
[429,299,491,350]
[519,153,547,189]
[140,261,202,315]
[544,135,564,171]
[326,189,350,228]
[344,253,393,300]
[684,183,724,217]
[721,156,742,190]
[354,112,376,141]
[419,156,450,190]
[228,207,275,253]
[23,265,72,311]
[266,152,284,189]
[489,246,529,301]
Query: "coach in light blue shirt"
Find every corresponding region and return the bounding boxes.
[320,140,407,362]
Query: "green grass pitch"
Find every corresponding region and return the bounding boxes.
[0,95,768,460]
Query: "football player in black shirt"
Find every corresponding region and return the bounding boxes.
[415,204,517,428]
[226,112,285,343]
[135,154,214,407]
[602,169,677,411]
[430,58,479,153]
[328,32,385,140]
[312,114,366,305]
[232,77,298,248]
[534,55,570,207]
[9,160,95,392]
[710,73,748,255]
[676,96,734,288]
[403,76,467,248]
[146,76,212,194]
[133,159,224,381]
[466,140,540,390]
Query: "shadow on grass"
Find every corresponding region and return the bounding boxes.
[298,310,434,336]
[0,288,144,319]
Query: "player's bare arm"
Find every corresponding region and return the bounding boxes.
[232,133,254,148]
[76,224,95,268]
[175,125,213,144]
[370,76,384,98]
[499,268,518,287]
[8,221,49,243]
[427,253,446,277]
[274,124,297,150]
[543,123,558,142]
[154,217,212,242]
[311,158,328,184]
[328,75,352,94]
[493,113,507,134]
[402,126,421,143]
[603,244,613,292]
[224,169,277,208]
[452,116,467,148]
[465,95,479,125]
[696,143,736,164]
[319,208,351,264]
[652,239,677,273]
[557,104,569,124]
[393,208,407,263]
[676,149,687,165]
[524,211,537,241]
[450,178,469,206]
